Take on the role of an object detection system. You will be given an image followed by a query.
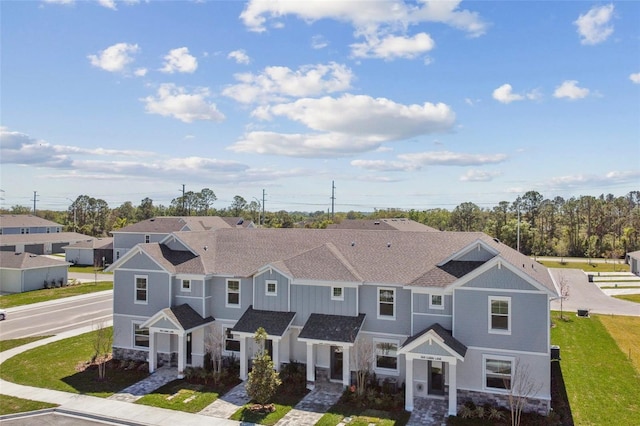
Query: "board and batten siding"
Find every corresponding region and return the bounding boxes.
[208,276,253,321]
[253,270,289,312]
[290,284,357,326]
[462,265,542,291]
[113,269,171,317]
[457,246,495,262]
[359,285,411,336]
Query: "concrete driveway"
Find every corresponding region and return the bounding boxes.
[549,268,640,316]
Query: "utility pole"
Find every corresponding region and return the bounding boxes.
[181,184,186,215]
[262,189,266,226]
[330,181,336,220]
[517,203,521,253]
[33,191,38,215]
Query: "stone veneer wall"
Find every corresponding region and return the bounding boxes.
[457,389,550,416]
[113,348,177,368]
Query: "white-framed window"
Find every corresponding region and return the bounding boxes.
[145,234,150,243]
[21,228,26,234]
[378,288,395,319]
[488,296,511,334]
[430,294,444,309]
[181,279,191,292]
[226,279,240,307]
[224,327,240,352]
[46,227,50,233]
[265,280,277,296]
[56,228,60,233]
[116,250,120,260]
[133,322,149,348]
[374,339,399,374]
[484,355,513,391]
[135,275,148,304]
[331,286,344,301]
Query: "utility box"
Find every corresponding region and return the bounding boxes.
[577,309,589,317]
[551,345,561,361]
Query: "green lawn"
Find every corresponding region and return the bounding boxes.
[0,281,112,308]
[613,294,640,304]
[229,393,303,425]
[0,328,148,398]
[317,409,410,426]
[135,379,234,413]
[537,260,629,272]
[0,394,57,415]
[68,265,112,274]
[0,336,51,353]
[550,312,640,425]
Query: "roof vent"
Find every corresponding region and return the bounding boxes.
[150,218,155,222]
[204,245,208,251]
[351,241,356,246]
[493,238,500,244]
[237,219,244,225]
[374,221,380,225]
[387,242,391,248]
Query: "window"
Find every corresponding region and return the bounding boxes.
[485,357,512,390]
[225,328,240,352]
[430,294,444,309]
[378,288,395,319]
[265,280,277,296]
[56,228,60,233]
[145,234,150,243]
[181,279,191,292]
[331,286,344,301]
[489,296,511,333]
[116,251,120,260]
[226,279,240,307]
[133,323,149,348]
[46,227,50,233]
[20,228,26,234]
[135,276,148,304]
[375,340,398,373]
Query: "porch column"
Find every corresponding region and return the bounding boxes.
[148,331,156,373]
[239,336,248,380]
[405,356,414,412]
[177,332,185,378]
[448,361,457,416]
[272,339,280,372]
[306,342,315,389]
[342,345,350,387]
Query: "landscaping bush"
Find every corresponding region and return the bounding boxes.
[278,361,306,395]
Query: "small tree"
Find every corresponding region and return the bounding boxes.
[507,360,542,426]
[92,320,114,381]
[205,325,225,385]
[350,336,373,397]
[246,327,281,410]
[557,272,570,321]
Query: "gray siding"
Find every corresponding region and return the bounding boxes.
[208,277,253,321]
[360,285,411,336]
[120,251,165,272]
[0,269,22,293]
[113,269,171,317]
[412,313,452,334]
[413,293,452,315]
[461,265,539,291]
[290,285,357,326]
[453,288,549,353]
[173,277,205,298]
[254,270,289,312]
[66,248,94,265]
[457,247,494,262]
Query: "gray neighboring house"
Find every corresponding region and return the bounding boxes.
[0,214,63,235]
[0,251,70,293]
[108,228,558,417]
[64,237,113,266]
[110,216,252,262]
[327,218,439,232]
[0,232,93,255]
[627,250,640,275]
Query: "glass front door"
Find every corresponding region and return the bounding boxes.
[428,361,444,395]
[330,346,343,381]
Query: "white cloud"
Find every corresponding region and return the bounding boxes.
[397,151,507,166]
[553,80,589,100]
[223,62,354,104]
[311,35,328,49]
[88,42,139,73]
[350,159,417,172]
[141,83,225,123]
[351,32,435,60]
[459,169,502,182]
[160,47,198,74]
[98,0,117,10]
[548,170,640,189]
[228,49,250,64]
[630,73,640,84]
[492,84,539,104]
[240,0,486,59]
[134,68,148,77]
[43,0,74,4]
[574,4,614,45]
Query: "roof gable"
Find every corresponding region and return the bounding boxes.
[399,323,467,360]
[142,304,214,332]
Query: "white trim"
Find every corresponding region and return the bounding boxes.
[113,313,149,320]
[437,239,499,266]
[377,287,396,320]
[181,279,191,292]
[483,354,514,393]
[373,338,400,376]
[429,294,444,310]
[331,286,344,301]
[174,295,202,301]
[466,346,550,357]
[132,320,150,349]
[265,279,278,296]
[144,234,150,244]
[488,296,511,335]
[226,278,241,308]
[134,275,148,305]
[456,287,544,295]
[292,279,361,288]
[412,312,452,318]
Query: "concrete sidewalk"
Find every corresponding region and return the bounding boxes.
[0,325,240,426]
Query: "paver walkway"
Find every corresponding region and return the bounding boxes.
[108,366,179,403]
[276,381,343,426]
[199,382,251,419]
[406,397,448,426]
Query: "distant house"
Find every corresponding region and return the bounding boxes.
[0,232,93,255]
[327,218,439,232]
[110,216,252,261]
[108,228,558,416]
[627,250,640,276]
[0,251,69,293]
[0,214,63,235]
[64,237,113,266]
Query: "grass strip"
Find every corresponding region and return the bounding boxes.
[0,328,147,398]
[613,294,640,304]
[0,281,112,308]
[135,379,232,413]
[537,261,628,272]
[550,312,640,425]
[0,394,57,415]
[598,315,640,373]
[0,336,51,353]
[229,393,303,425]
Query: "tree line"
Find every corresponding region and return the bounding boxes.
[3,189,639,258]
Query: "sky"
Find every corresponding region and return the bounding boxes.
[1,0,639,213]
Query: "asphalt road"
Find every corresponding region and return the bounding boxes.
[0,291,113,340]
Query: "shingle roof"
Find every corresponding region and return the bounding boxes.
[402,323,467,358]
[0,232,93,246]
[63,237,113,250]
[232,306,296,337]
[410,261,485,287]
[112,216,246,234]
[327,218,438,232]
[139,244,205,274]
[298,313,366,343]
[162,304,215,331]
[0,215,62,229]
[0,252,69,269]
